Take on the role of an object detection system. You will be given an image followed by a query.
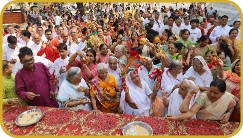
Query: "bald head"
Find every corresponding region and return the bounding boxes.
[32,33,41,44]
[62,32,69,43]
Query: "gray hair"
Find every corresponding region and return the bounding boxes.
[182,79,196,92]
[145,57,152,62]
[164,53,172,63]
[108,56,118,63]
[97,63,108,73]
[115,45,125,54]
[66,67,81,81]
[168,60,182,69]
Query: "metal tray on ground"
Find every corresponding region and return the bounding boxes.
[15,108,44,127]
[122,121,153,136]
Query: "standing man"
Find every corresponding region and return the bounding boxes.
[15,47,58,107]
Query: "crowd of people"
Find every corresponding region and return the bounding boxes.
[2,2,241,124]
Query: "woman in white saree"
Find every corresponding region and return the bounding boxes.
[166,79,238,123]
[120,70,158,116]
[57,67,92,111]
[107,56,122,89]
[183,56,213,92]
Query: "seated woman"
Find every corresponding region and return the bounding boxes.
[218,59,240,94]
[216,42,232,65]
[114,45,127,69]
[194,35,210,58]
[57,67,92,111]
[108,56,122,89]
[166,79,238,123]
[120,70,159,116]
[162,79,199,117]
[167,42,182,62]
[90,63,121,114]
[183,56,213,93]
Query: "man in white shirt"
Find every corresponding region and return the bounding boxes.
[20,30,34,47]
[188,19,202,42]
[68,28,81,56]
[209,15,232,44]
[161,16,180,36]
[54,13,62,26]
[2,35,24,75]
[30,34,42,56]
[54,43,70,88]
[152,12,163,34]
[3,25,16,44]
[143,13,152,25]
[182,16,191,30]
[175,17,185,31]
[233,21,241,40]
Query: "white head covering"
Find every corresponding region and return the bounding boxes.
[120,72,150,114]
[193,56,212,74]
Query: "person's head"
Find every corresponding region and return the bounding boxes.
[36,27,44,36]
[57,43,67,59]
[130,70,141,86]
[217,52,226,63]
[217,42,232,58]
[108,56,118,71]
[167,16,174,26]
[197,35,209,47]
[205,50,215,63]
[131,31,138,41]
[14,25,20,33]
[232,59,240,74]
[20,30,31,41]
[218,35,228,43]
[144,57,153,71]
[213,19,220,27]
[168,60,183,74]
[2,60,12,76]
[209,17,215,24]
[184,16,190,25]
[61,32,69,43]
[195,10,200,17]
[178,79,196,98]
[149,18,155,26]
[192,57,205,73]
[220,15,228,26]
[164,54,172,67]
[70,28,78,38]
[32,33,41,45]
[45,29,53,40]
[97,63,108,80]
[66,67,82,85]
[56,26,64,35]
[114,45,125,58]
[168,36,175,44]
[175,17,182,26]
[18,47,34,70]
[6,25,14,34]
[190,19,199,29]
[181,29,190,40]
[7,35,17,49]
[99,44,108,55]
[209,79,227,101]
[233,21,240,29]
[200,21,206,28]
[162,29,172,37]
[229,28,239,39]
[174,42,185,55]
[97,28,104,36]
[86,49,96,63]
[168,43,178,55]
[174,10,179,17]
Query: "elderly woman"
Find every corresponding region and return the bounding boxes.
[159,60,184,98]
[120,70,159,116]
[138,57,159,91]
[162,79,200,117]
[108,56,122,89]
[90,63,121,114]
[57,67,92,111]
[166,80,238,123]
[183,56,213,92]
[114,45,127,68]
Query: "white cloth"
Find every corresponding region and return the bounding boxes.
[236,28,240,40]
[120,72,152,116]
[68,38,82,56]
[3,33,16,44]
[209,25,232,44]
[168,87,199,118]
[57,79,91,111]
[161,25,180,36]
[143,18,150,25]
[188,27,202,42]
[182,24,191,30]
[54,15,61,25]
[41,34,47,42]
[206,23,213,31]
[26,40,35,48]
[138,65,158,91]
[54,57,70,87]
[30,42,42,56]
[158,68,183,98]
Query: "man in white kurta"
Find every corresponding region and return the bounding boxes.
[30,34,42,56]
